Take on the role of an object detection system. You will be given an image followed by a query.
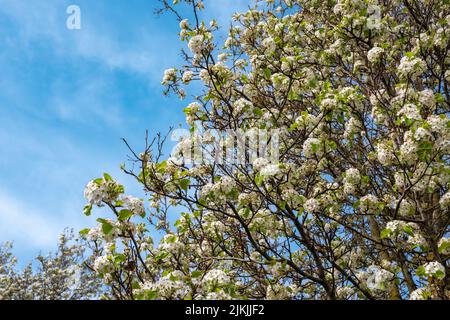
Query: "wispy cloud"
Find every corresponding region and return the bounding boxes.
[0,119,131,256]
[0,189,63,248]
[0,0,181,83]
[49,74,124,126]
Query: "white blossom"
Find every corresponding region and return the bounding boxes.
[182,70,194,83]
[121,195,145,217]
[367,47,384,63]
[423,261,445,279]
[304,198,320,212]
[188,35,206,54]
[303,137,322,158]
[260,164,281,177]
[439,191,450,209]
[202,269,230,286]
[252,157,270,171]
[162,68,177,84]
[409,287,430,300]
[179,19,189,30]
[397,56,426,78]
[366,265,394,291]
[438,237,450,255]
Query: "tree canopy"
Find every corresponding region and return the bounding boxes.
[77,0,450,300]
[0,230,102,300]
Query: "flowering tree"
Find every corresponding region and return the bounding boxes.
[0,230,103,300]
[81,0,450,300]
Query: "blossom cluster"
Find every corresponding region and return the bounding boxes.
[80,0,450,300]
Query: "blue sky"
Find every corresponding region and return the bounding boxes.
[0,0,249,262]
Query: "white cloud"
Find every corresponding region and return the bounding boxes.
[0,110,123,253]
[0,189,63,248]
[0,0,180,83]
[49,74,124,126]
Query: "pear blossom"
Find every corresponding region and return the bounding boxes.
[423,261,446,279]
[367,47,384,63]
[188,35,206,54]
[260,164,281,177]
[409,288,430,300]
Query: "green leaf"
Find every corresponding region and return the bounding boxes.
[79,228,90,235]
[361,176,370,184]
[404,117,414,127]
[102,223,114,235]
[166,235,177,243]
[264,67,271,79]
[114,254,126,265]
[83,204,93,216]
[193,210,202,218]
[288,90,298,101]
[103,173,112,181]
[328,140,337,151]
[417,141,433,161]
[242,207,251,218]
[255,173,264,187]
[170,274,178,281]
[156,160,167,173]
[380,229,391,239]
[179,179,190,191]
[155,252,169,262]
[402,225,414,237]
[191,270,203,278]
[97,218,114,235]
[416,265,426,277]
[289,122,298,132]
[132,282,141,290]
[438,241,450,254]
[146,290,158,300]
[311,143,319,153]
[253,107,263,117]
[118,209,133,221]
